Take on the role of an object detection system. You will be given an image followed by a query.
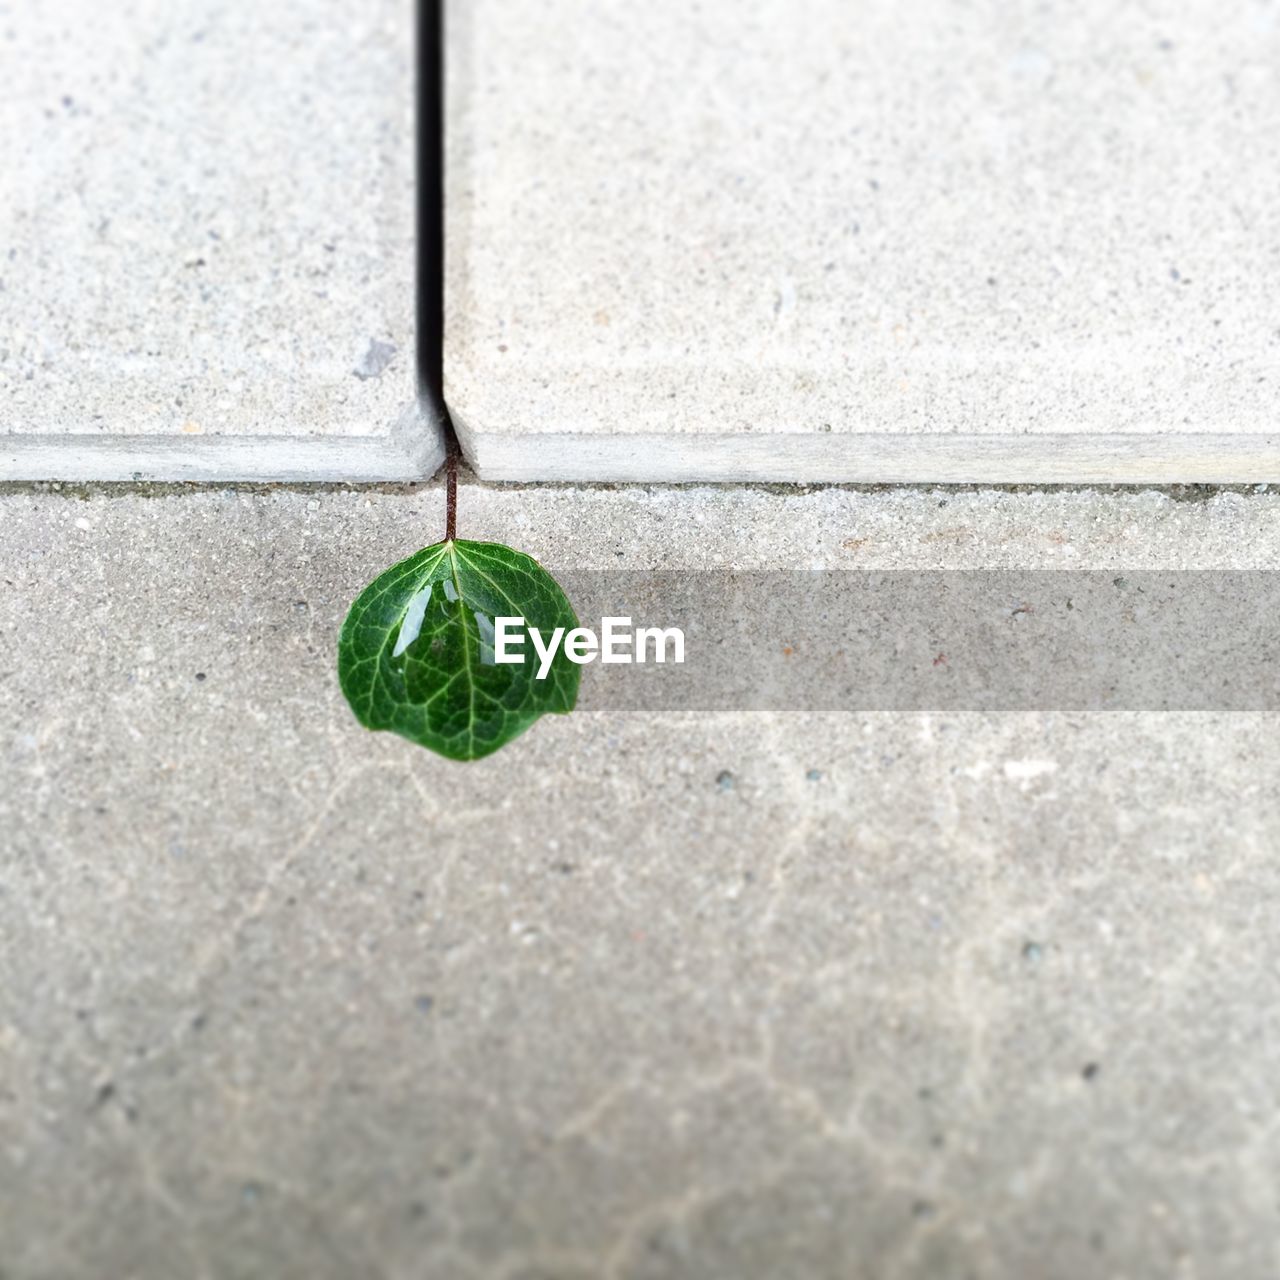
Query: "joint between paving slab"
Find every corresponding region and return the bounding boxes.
[1,474,1273,507]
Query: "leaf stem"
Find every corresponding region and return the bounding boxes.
[445,440,458,543]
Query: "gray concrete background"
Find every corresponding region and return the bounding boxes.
[448,0,1280,481]
[2,481,1278,1278]
[0,0,443,480]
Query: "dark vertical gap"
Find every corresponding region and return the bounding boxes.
[417,0,460,462]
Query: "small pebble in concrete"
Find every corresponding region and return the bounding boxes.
[1082,1062,1101,1081]
[1022,941,1044,964]
[414,995,434,1014]
[354,338,397,380]
[805,768,823,781]
[194,672,206,682]
[715,770,735,791]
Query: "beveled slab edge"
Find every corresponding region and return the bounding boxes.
[0,403,446,482]
[455,420,1280,484]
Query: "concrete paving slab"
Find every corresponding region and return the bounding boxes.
[0,0,443,480]
[2,480,1280,1276]
[447,0,1280,482]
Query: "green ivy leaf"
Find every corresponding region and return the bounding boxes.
[338,539,580,761]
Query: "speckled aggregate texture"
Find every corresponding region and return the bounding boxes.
[447,0,1280,480]
[2,482,1280,1277]
[0,0,442,479]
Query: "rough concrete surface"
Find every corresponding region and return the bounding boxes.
[2,482,1280,1278]
[0,0,442,480]
[448,0,1280,480]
